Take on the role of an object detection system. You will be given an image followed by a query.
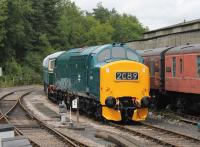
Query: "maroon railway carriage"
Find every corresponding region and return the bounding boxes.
[138,44,200,114]
[139,47,173,91]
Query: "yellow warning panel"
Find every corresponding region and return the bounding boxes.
[132,108,148,121]
[102,107,121,121]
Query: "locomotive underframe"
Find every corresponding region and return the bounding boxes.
[46,85,143,121]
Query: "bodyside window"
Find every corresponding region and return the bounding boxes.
[172,57,176,77]
[150,60,155,76]
[197,56,200,77]
[180,59,183,74]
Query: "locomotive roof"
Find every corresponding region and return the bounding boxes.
[43,51,65,67]
[58,44,124,59]
[139,46,174,56]
[166,44,200,55]
[57,43,140,62]
[56,46,101,61]
[65,44,111,55]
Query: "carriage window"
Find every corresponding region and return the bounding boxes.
[112,47,125,58]
[197,56,200,77]
[97,49,111,62]
[150,61,155,76]
[48,59,55,71]
[127,50,139,61]
[180,59,183,74]
[172,57,176,77]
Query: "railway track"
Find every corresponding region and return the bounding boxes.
[154,111,200,125]
[109,121,200,147]
[0,90,88,147]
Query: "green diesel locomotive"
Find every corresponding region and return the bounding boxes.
[43,43,151,121]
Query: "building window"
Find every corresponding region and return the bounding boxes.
[197,56,200,77]
[97,49,111,62]
[180,59,183,74]
[172,57,176,77]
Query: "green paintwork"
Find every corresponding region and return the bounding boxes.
[43,67,54,85]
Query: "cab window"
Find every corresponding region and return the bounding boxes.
[112,47,125,58]
[48,59,55,71]
[97,49,111,62]
[127,50,139,61]
[172,57,176,77]
[197,56,200,77]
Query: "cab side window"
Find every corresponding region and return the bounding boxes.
[197,56,200,77]
[97,49,111,62]
[48,59,55,71]
[172,57,176,77]
[112,47,125,58]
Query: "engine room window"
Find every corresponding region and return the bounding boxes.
[97,49,111,62]
[180,59,183,74]
[127,50,139,61]
[48,59,55,71]
[197,56,200,77]
[112,47,125,58]
[172,57,176,77]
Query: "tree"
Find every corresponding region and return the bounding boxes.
[93,2,111,23]
[111,14,146,42]
[85,22,114,45]
[0,0,147,87]
[0,0,8,65]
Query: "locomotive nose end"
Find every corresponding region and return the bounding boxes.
[141,96,151,107]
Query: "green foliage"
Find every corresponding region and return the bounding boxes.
[111,14,146,42]
[85,22,114,45]
[5,59,22,76]
[0,0,147,87]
